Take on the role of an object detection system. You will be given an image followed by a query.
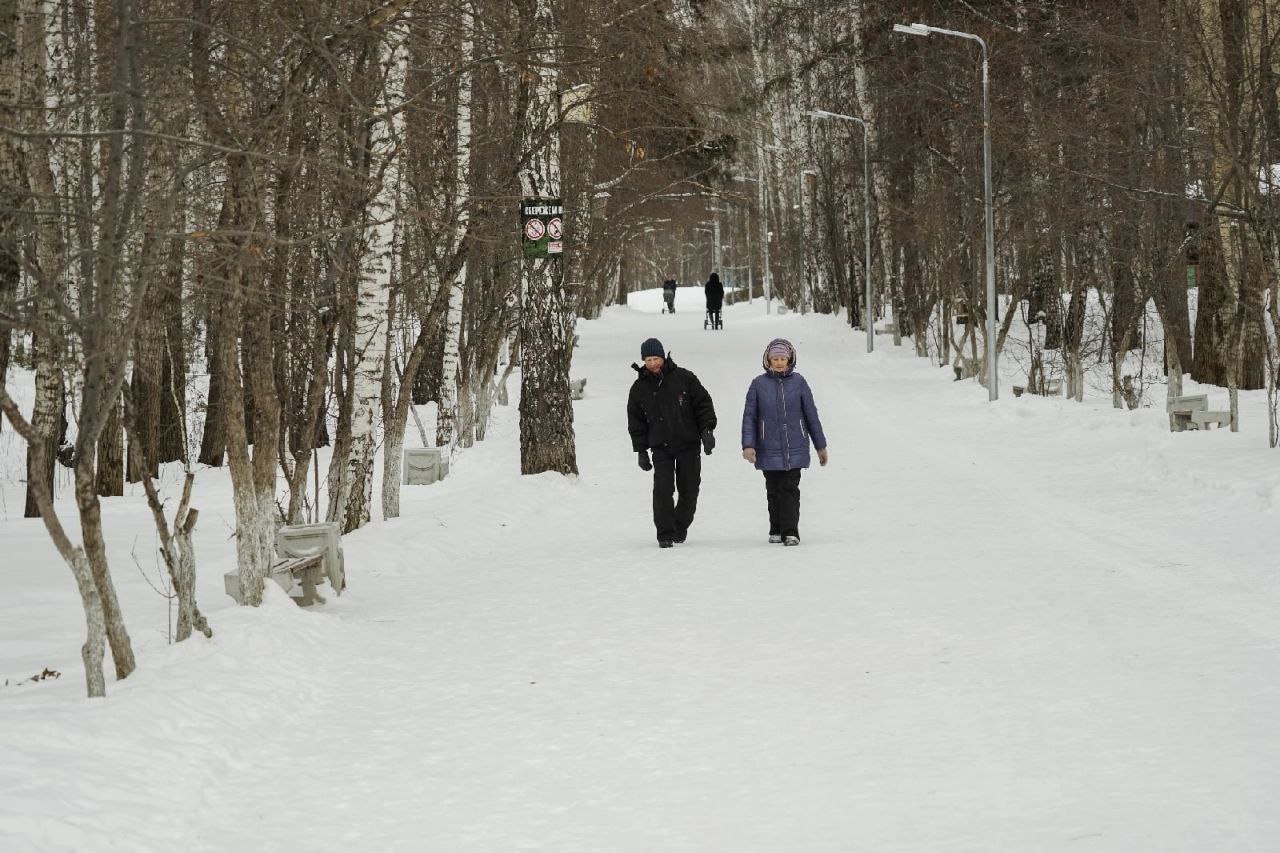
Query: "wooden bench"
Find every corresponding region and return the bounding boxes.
[570,378,587,400]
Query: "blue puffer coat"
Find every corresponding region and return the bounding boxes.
[741,357,827,471]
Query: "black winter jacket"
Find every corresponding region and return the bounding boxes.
[627,358,717,453]
[705,277,724,310]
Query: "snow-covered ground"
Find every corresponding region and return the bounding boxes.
[3,291,1279,852]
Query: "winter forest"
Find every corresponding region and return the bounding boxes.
[3,0,1280,848]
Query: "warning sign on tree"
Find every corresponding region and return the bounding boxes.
[520,199,564,259]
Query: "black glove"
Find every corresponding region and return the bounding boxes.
[637,450,653,471]
[701,431,715,455]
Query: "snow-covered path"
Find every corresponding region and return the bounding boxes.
[3,294,1279,851]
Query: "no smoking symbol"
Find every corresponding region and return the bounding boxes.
[524,219,545,240]
[547,218,563,239]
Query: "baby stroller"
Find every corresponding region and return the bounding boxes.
[703,306,723,330]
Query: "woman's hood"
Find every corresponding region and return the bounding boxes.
[760,338,796,372]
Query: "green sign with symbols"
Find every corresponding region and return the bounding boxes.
[520,199,564,259]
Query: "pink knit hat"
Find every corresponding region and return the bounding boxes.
[762,338,795,369]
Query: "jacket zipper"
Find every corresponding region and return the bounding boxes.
[777,377,789,468]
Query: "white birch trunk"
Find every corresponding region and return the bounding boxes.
[436,284,464,447]
[436,1,474,450]
[378,218,407,521]
[335,233,391,532]
[335,38,403,532]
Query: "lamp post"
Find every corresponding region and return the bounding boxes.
[733,174,764,307]
[893,21,998,400]
[693,221,717,278]
[798,168,818,315]
[760,167,773,315]
[808,109,874,354]
[743,153,776,315]
[708,202,730,279]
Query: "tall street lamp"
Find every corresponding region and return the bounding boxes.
[754,146,782,315]
[797,168,818,315]
[893,22,998,401]
[808,109,874,354]
[733,174,764,308]
[693,221,718,279]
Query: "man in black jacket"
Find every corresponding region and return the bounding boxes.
[627,338,717,547]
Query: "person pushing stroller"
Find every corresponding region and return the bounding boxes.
[704,272,724,330]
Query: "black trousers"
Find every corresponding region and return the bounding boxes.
[651,446,701,540]
[763,469,802,538]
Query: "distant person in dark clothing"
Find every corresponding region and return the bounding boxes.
[704,272,725,329]
[628,337,717,548]
[662,278,677,312]
[741,338,828,546]
[662,278,677,313]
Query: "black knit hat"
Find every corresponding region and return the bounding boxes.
[640,338,665,359]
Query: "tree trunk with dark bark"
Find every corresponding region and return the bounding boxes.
[516,0,576,476]
[95,399,124,497]
[198,304,226,466]
[1191,227,1236,385]
[158,232,188,464]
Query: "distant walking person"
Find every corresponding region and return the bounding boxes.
[704,272,724,330]
[628,338,717,548]
[740,338,828,545]
[662,278,677,313]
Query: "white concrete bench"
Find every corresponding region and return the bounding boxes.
[953,356,982,381]
[1167,394,1208,432]
[403,447,449,485]
[223,553,325,606]
[570,378,587,400]
[1013,378,1061,397]
[275,522,346,602]
[1188,409,1231,430]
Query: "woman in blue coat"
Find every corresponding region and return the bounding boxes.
[740,338,828,545]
